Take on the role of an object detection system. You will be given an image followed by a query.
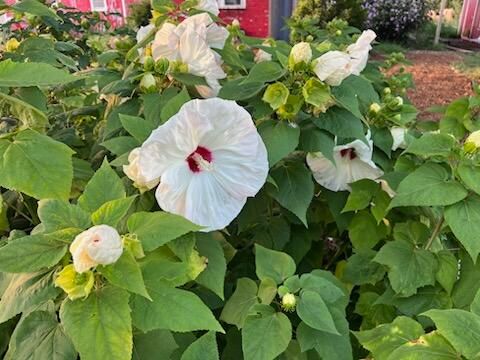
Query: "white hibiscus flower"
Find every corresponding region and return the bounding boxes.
[194,0,220,16]
[137,98,269,231]
[313,50,352,86]
[70,225,123,273]
[123,147,160,191]
[346,30,376,75]
[289,42,312,65]
[306,135,383,191]
[390,127,408,151]
[151,15,227,97]
[136,23,155,61]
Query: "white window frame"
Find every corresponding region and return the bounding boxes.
[217,0,247,10]
[90,0,108,12]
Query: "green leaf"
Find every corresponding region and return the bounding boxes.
[99,250,150,299]
[171,72,208,86]
[387,331,460,360]
[296,308,352,360]
[218,78,265,101]
[38,199,91,232]
[127,211,202,251]
[389,163,467,208]
[0,92,48,130]
[269,162,314,226]
[131,281,223,333]
[255,244,296,285]
[297,290,339,334]
[132,330,178,360]
[78,160,126,213]
[0,229,78,273]
[220,278,259,329]
[313,107,365,140]
[195,233,227,300]
[374,240,438,296]
[0,130,74,200]
[0,60,78,87]
[11,0,61,20]
[242,305,292,360]
[445,195,480,261]
[160,88,190,123]
[435,250,457,295]
[60,286,132,360]
[258,120,300,167]
[120,114,156,143]
[354,317,424,360]
[181,332,218,360]
[348,210,387,250]
[299,125,335,163]
[243,61,286,84]
[422,309,480,359]
[343,250,386,285]
[458,162,480,195]
[405,133,456,158]
[91,196,136,227]
[343,179,380,212]
[0,270,60,323]
[5,310,76,360]
[101,136,139,156]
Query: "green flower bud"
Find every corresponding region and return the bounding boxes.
[55,265,94,300]
[335,30,342,36]
[139,73,157,93]
[155,58,170,74]
[143,56,155,72]
[263,82,290,110]
[395,96,404,106]
[302,78,334,112]
[383,87,391,95]
[281,293,297,312]
[306,35,314,42]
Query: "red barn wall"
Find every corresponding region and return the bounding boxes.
[219,2,270,38]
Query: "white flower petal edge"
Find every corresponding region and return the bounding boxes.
[123,148,160,191]
[313,51,352,86]
[69,225,123,273]
[195,0,220,16]
[347,30,376,75]
[306,137,383,192]
[138,98,269,231]
[390,127,408,151]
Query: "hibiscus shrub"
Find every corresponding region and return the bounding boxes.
[1,0,480,359]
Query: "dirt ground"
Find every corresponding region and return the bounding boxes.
[403,51,475,120]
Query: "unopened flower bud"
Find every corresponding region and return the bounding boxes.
[383,87,391,95]
[143,56,155,72]
[281,293,297,312]
[140,73,157,93]
[306,35,314,42]
[369,102,381,113]
[155,58,170,74]
[5,38,20,52]
[395,96,404,106]
[335,30,342,36]
[289,42,312,68]
[465,130,480,152]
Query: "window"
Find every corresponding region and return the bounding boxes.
[218,0,247,10]
[90,0,108,12]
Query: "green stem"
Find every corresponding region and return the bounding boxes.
[425,215,444,250]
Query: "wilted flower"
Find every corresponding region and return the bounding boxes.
[254,41,273,63]
[70,225,123,273]
[137,98,269,231]
[55,264,94,300]
[307,135,383,191]
[289,42,312,67]
[313,51,352,86]
[123,147,160,191]
[346,30,376,75]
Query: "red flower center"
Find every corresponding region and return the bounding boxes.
[186,146,213,173]
[340,148,357,160]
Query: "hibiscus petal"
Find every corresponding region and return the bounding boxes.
[152,22,179,61]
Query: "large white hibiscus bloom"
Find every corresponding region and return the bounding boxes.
[346,30,376,75]
[152,15,227,97]
[306,136,383,191]
[313,51,352,86]
[137,98,269,231]
[195,0,220,16]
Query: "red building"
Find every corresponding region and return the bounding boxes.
[459,0,480,39]
[58,0,292,38]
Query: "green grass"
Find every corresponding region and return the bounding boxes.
[455,54,480,78]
